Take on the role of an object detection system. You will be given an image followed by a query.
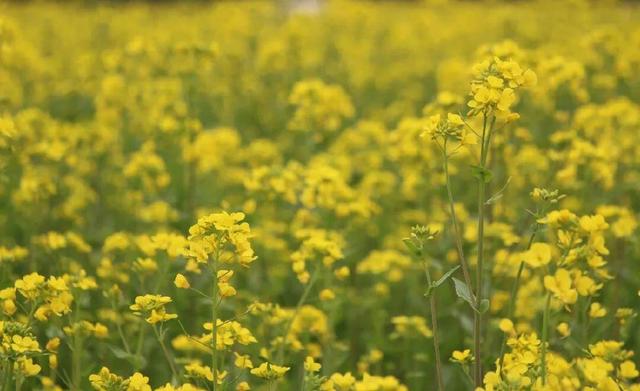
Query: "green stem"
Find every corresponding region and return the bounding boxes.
[135,318,146,362]
[473,113,489,387]
[152,325,179,382]
[424,264,444,391]
[212,254,219,390]
[541,292,551,385]
[277,266,320,364]
[442,145,474,296]
[112,299,131,354]
[498,228,538,370]
[72,296,83,390]
[3,360,13,390]
[72,334,82,390]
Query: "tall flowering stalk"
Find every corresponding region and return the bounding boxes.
[403,226,459,391]
[426,56,536,387]
[466,56,536,386]
[184,211,257,390]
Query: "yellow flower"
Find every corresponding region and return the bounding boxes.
[579,214,609,233]
[130,294,173,312]
[523,243,551,268]
[447,113,465,126]
[146,309,178,324]
[450,349,472,363]
[334,266,350,280]
[130,295,177,324]
[556,322,571,338]
[250,362,290,380]
[575,272,602,296]
[234,353,253,369]
[236,382,251,391]
[319,289,335,301]
[2,299,16,316]
[46,338,61,352]
[328,372,356,390]
[15,357,41,377]
[304,356,321,372]
[90,367,124,389]
[94,323,109,338]
[589,302,607,318]
[487,75,504,89]
[174,273,190,289]
[14,272,45,300]
[498,318,515,334]
[544,268,577,305]
[620,360,639,379]
[127,372,151,391]
[10,335,41,354]
[185,361,214,382]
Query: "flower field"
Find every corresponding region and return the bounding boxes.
[1,0,640,390]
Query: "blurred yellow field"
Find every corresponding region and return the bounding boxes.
[0,0,640,390]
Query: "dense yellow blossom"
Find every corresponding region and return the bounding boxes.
[0,1,638,390]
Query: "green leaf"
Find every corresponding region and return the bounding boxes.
[424,286,433,298]
[402,238,421,257]
[485,176,511,205]
[432,265,460,288]
[478,299,490,314]
[471,165,493,183]
[452,277,476,309]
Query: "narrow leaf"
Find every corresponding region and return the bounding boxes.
[452,277,476,309]
[485,176,512,205]
[402,238,421,257]
[432,265,461,288]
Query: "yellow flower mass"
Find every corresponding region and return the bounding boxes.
[0,1,638,390]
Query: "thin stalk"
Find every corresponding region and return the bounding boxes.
[111,299,131,354]
[153,325,179,382]
[3,360,13,390]
[72,334,82,390]
[442,145,474,294]
[473,114,487,387]
[507,231,537,317]
[474,112,496,387]
[540,292,551,384]
[135,318,146,361]
[72,296,82,390]
[424,264,444,391]
[211,252,219,390]
[135,280,148,362]
[474,175,485,387]
[498,228,539,369]
[277,267,320,364]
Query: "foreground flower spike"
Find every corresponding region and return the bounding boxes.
[179,211,257,389]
